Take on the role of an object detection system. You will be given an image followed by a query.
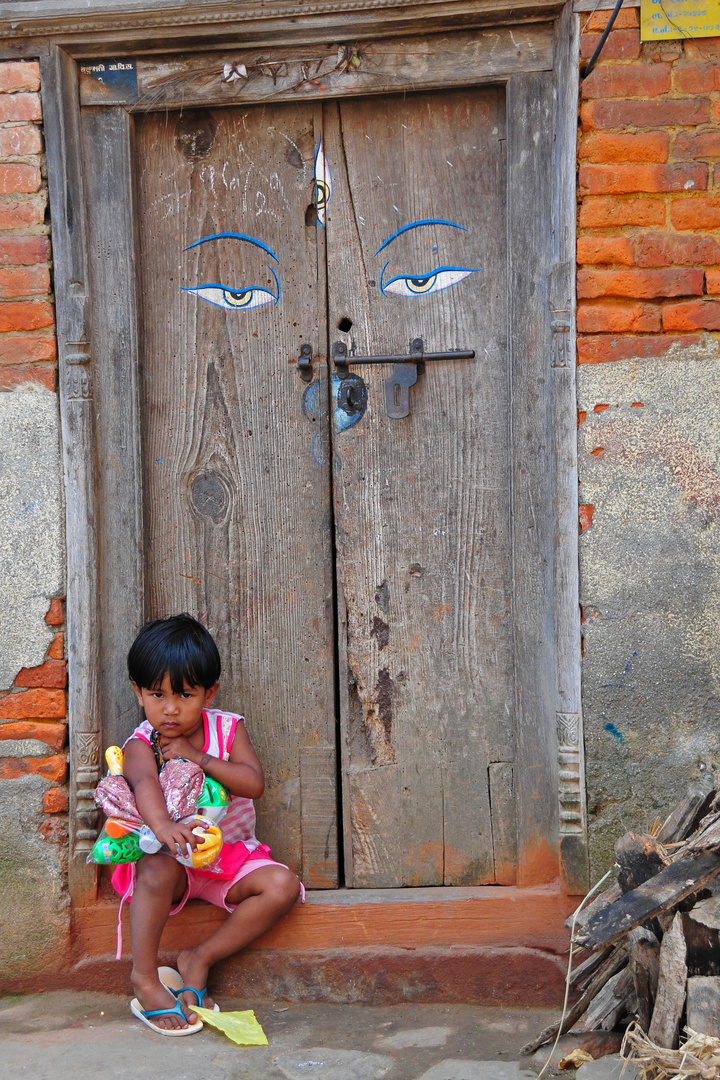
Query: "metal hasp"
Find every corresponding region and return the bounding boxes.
[297,342,313,382]
[331,338,475,418]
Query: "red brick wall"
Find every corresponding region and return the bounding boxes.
[0,61,55,390]
[578,8,720,362]
[0,61,66,830]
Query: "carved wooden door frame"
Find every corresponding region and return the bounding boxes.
[0,0,583,904]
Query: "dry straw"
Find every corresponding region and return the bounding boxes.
[622,1022,720,1080]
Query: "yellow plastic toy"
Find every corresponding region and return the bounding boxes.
[105,745,124,775]
[174,815,223,869]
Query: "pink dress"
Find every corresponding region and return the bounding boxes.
[109,708,303,959]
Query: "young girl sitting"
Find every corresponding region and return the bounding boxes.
[116,612,302,1035]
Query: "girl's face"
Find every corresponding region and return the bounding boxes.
[131,672,218,740]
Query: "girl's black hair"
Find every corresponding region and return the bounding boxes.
[127,613,221,692]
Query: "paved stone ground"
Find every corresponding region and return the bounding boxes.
[0,993,576,1080]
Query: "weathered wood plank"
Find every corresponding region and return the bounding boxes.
[77,27,556,110]
[579,969,625,1031]
[686,976,720,1038]
[0,0,567,50]
[657,779,716,844]
[571,946,613,989]
[574,853,720,952]
[80,105,144,751]
[507,69,559,887]
[683,911,720,977]
[490,763,518,885]
[133,103,337,884]
[550,0,587,898]
[327,86,510,887]
[521,944,629,1055]
[40,44,100,906]
[629,926,660,1033]
[648,912,687,1050]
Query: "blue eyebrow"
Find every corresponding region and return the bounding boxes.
[375,219,466,256]
[185,232,279,262]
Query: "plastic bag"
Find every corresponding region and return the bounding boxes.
[193,1005,269,1046]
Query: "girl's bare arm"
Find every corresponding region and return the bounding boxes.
[158,722,264,799]
[122,738,199,850]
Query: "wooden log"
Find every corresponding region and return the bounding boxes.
[579,966,636,1032]
[682,912,720,977]
[520,945,629,1056]
[579,970,624,1031]
[648,912,687,1050]
[573,852,720,952]
[657,780,716,844]
[571,946,613,989]
[688,895,720,931]
[629,926,660,1032]
[615,833,669,894]
[686,976,720,1038]
[570,882,622,933]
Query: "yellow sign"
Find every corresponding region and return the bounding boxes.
[641,0,720,39]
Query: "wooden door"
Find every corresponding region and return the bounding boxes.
[324,89,512,887]
[79,70,571,893]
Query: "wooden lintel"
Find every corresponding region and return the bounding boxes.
[77,25,554,110]
[0,0,566,54]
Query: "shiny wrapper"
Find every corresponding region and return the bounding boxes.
[93,775,143,825]
[159,758,204,820]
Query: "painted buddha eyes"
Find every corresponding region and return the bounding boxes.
[183,181,478,310]
[182,267,280,311]
[182,232,280,312]
[375,219,479,300]
[380,265,478,298]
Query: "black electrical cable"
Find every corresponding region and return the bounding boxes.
[583,0,625,78]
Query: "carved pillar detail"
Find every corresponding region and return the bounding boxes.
[550,305,572,369]
[74,731,101,848]
[556,711,583,836]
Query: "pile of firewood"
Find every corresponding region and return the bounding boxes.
[522,779,720,1062]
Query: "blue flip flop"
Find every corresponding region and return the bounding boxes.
[130,995,203,1036]
[169,984,220,1011]
[158,965,220,1012]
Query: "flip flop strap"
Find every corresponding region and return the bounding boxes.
[142,999,187,1020]
[170,985,207,1006]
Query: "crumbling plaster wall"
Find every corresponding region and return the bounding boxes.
[579,347,720,873]
[0,61,69,982]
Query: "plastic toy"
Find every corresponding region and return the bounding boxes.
[174,815,223,869]
[90,813,222,869]
[197,775,229,822]
[90,743,228,867]
[105,745,124,775]
[92,823,143,865]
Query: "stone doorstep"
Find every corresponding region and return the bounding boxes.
[61,885,573,1005]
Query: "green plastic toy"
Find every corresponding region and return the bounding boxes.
[197,775,229,822]
[91,824,143,865]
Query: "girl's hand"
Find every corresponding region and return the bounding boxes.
[154,819,199,854]
[158,734,199,763]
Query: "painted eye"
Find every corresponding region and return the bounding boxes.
[380,264,479,298]
[182,267,280,310]
[314,140,332,227]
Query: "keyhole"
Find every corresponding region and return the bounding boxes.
[338,317,353,333]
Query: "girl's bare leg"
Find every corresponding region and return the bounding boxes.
[176,865,300,1009]
[129,852,191,1030]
